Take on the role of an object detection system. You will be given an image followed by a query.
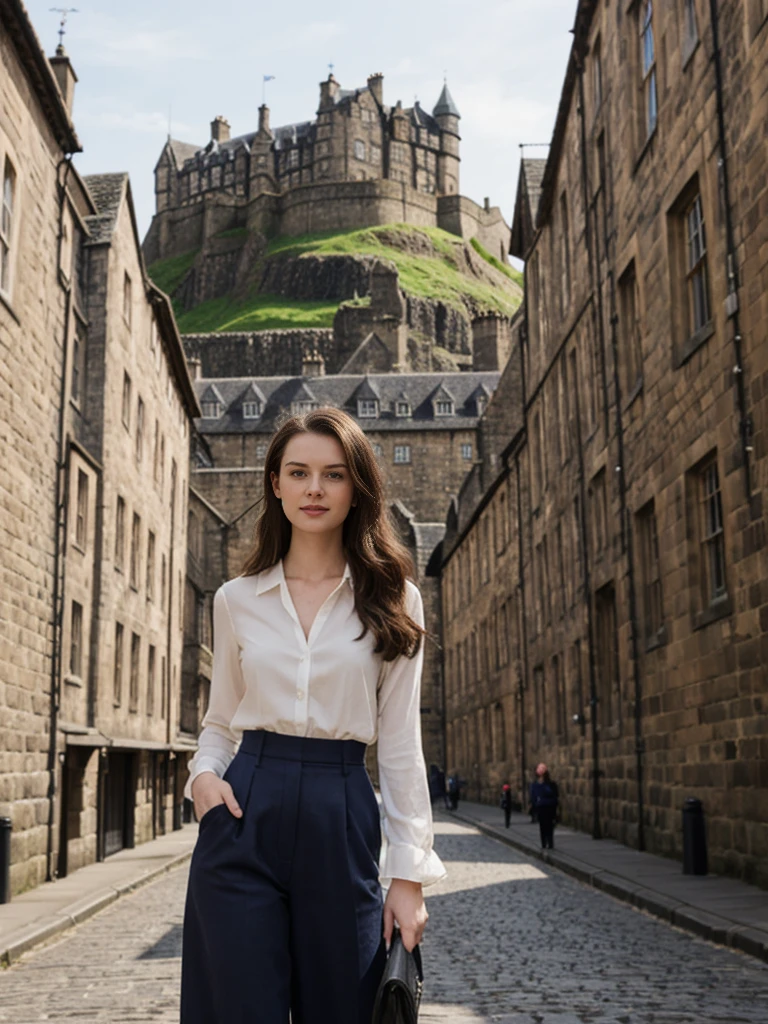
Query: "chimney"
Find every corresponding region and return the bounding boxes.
[484,197,491,212]
[258,104,271,135]
[210,116,231,143]
[187,356,202,381]
[302,347,326,378]
[319,74,340,111]
[367,73,384,106]
[49,45,77,119]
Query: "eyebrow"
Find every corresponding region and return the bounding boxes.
[284,461,348,469]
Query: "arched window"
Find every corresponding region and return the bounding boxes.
[354,139,366,162]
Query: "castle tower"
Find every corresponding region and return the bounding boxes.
[433,82,461,196]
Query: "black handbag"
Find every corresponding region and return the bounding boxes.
[372,929,424,1024]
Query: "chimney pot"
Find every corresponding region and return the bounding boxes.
[49,49,78,119]
[210,116,231,143]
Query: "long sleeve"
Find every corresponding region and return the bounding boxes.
[184,586,246,800]
[376,582,446,887]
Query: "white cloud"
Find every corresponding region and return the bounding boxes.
[72,13,206,67]
[76,105,193,136]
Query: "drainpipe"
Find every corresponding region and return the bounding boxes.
[574,62,602,841]
[708,0,753,501]
[45,155,75,882]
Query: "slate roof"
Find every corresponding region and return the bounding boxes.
[193,371,500,433]
[169,139,201,165]
[410,102,440,134]
[83,172,127,244]
[433,83,460,119]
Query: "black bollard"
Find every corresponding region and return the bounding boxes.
[682,797,708,875]
[0,817,11,904]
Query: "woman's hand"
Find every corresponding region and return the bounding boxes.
[383,879,428,953]
[190,771,242,822]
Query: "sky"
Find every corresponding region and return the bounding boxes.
[26,0,578,246]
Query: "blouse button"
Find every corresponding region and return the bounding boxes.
[297,689,305,700]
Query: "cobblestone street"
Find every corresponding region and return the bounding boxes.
[1,817,767,1023]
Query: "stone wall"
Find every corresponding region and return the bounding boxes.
[438,0,768,886]
[183,330,337,378]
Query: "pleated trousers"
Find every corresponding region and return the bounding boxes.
[181,730,386,1024]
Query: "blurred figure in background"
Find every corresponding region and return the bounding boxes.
[530,763,559,849]
[500,782,513,829]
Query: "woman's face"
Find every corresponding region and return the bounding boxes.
[271,431,356,538]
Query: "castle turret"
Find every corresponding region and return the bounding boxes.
[433,82,461,195]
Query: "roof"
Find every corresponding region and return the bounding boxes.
[1,1,80,152]
[433,83,460,119]
[168,139,201,165]
[410,102,440,134]
[509,158,547,259]
[193,371,501,434]
[83,173,128,244]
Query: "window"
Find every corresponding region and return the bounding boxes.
[595,584,619,728]
[698,459,727,606]
[532,411,544,504]
[357,399,378,418]
[372,443,383,459]
[122,372,132,429]
[115,497,126,571]
[556,520,566,618]
[130,632,140,711]
[685,194,710,336]
[559,194,571,314]
[596,132,609,250]
[592,35,603,113]
[161,553,167,608]
[461,443,473,461]
[201,400,222,418]
[130,513,141,590]
[147,645,156,716]
[287,149,299,169]
[161,655,167,720]
[291,400,318,415]
[590,470,608,557]
[0,158,16,297]
[123,272,132,328]
[527,251,541,350]
[71,330,86,406]
[75,469,88,550]
[534,665,547,738]
[618,262,643,398]
[553,654,567,738]
[683,0,698,60]
[371,144,382,164]
[354,139,366,161]
[637,502,664,643]
[395,400,411,417]
[640,1,658,138]
[70,601,83,678]
[146,531,156,602]
[114,623,124,705]
[435,399,454,416]
[243,401,260,419]
[394,445,411,464]
[135,396,145,463]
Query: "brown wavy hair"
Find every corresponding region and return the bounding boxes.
[240,407,423,661]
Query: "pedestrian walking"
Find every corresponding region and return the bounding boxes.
[500,782,514,828]
[447,771,462,810]
[530,763,559,850]
[182,408,446,1024]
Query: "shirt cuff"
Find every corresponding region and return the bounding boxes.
[379,843,447,888]
[183,756,229,801]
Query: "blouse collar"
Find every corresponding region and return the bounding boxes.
[255,559,353,595]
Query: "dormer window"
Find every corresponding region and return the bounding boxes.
[435,399,454,416]
[291,400,318,415]
[395,400,411,418]
[243,401,261,419]
[358,399,379,418]
[475,396,487,416]
[201,401,222,419]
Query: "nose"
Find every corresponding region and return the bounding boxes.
[305,474,324,496]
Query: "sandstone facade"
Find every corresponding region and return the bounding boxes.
[439,0,768,886]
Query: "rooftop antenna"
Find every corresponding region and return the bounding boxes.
[50,7,78,51]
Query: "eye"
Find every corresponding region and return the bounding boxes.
[290,470,306,478]
[327,471,344,480]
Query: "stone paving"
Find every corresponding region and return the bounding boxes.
[1,817,767,1023]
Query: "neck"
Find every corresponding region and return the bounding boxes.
[283,528,346,581]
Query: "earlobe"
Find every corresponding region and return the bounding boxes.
[270,471,281,500]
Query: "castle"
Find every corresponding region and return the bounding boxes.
[143,73,510,265]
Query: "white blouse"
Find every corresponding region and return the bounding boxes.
[186,560,446,887]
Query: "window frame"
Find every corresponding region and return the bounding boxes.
[0,156,17,300]
[640,1,659,141]
[357,398,379,419]
[123,271,133,329]
[114,622,124,706]
[393,444,411,465]
[618,260,644,402]
[636,501,666,647]
[69,600,83,679]
[434,398,454,417]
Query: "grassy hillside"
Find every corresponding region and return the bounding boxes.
[147,224,522,334]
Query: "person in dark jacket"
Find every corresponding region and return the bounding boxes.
[500,783,514,828]
[529,763,559,849]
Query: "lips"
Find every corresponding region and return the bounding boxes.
[300,505,329,511]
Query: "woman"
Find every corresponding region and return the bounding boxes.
[530,762,559,850]
[500,782,513,829]
[181,408,445,1024]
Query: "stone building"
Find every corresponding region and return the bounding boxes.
[143,74,510,265]
[0,1,200,895]
[439,0,768,886]
[184,367,499,771]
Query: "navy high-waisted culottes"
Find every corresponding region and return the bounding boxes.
[181,730,386,1024]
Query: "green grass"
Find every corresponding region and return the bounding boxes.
[267,224,522,316]
[146,248,198,297]
[470,237,524,287]
[176,293,339,333]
